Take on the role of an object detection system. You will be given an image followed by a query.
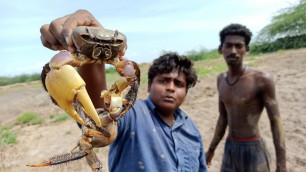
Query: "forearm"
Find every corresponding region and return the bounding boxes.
[78,63,107,108]
[270,117,286,171]
[208,116,227,151]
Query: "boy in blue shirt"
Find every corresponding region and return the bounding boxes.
[108,53,207,172]
[40,9,207,172]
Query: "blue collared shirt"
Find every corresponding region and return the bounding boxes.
[108,97,207,172]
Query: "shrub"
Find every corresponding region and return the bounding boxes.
[187,49,220,61]
[105,67,117,74]
[250,34,306,54]
[0,73,40,86]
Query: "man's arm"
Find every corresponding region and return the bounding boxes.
[205,75,228,167]
[78,63,107,108]
[40,10,107,107]
[261,73,286,172]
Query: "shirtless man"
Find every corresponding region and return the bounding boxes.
[205,24,286,172]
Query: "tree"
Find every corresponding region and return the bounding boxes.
[255,0,306,42]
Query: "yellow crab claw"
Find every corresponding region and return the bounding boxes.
[46,65,102,128]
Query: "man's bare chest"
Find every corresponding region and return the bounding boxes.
[219,78,260,106]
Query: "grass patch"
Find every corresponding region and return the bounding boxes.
[106,73,120,84]
[0,131,17,147]
[31,118,44,125]
[17,112,37,124]
[196,63,227,77]
[196,67,211,77]
[1,126,12,132]
[53,114,69,122]
[140,77,148,84]
[16,112,43,125]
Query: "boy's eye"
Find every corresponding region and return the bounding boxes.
[225,44,231,48]
[236,44,244,49]
[175,81,185,88]
[159,79,167,84]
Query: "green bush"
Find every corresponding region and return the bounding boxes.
[0,73,40,86]
[187,49,220,61]
[250,34,306,54]
[105,67,117,74]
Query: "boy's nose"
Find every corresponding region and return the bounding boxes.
[167,81,175,91]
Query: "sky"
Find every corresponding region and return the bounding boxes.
[0,0,298,77]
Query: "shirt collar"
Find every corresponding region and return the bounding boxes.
[145,96,188,128]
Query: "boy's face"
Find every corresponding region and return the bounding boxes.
[148,69,187,114]
[219,35,249,67]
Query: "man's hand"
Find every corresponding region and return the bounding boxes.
[40,9,107,108]
[40,9,103,53]
[205,149,215,167]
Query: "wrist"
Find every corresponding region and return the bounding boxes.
[208,146,216,152]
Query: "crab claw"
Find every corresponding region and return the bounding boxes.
[45,52,102,128]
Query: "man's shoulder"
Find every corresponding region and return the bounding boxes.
[217,71,227,84]
[247,67,273,81]
[217,71,227,78]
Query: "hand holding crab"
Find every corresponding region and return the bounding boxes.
[28,18,140,171]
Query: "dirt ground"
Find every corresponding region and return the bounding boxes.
[0,48,305,172]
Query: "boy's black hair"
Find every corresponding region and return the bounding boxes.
[148,52,197,90]
[219,23,253,46]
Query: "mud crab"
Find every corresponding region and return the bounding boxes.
[27,26,140,171]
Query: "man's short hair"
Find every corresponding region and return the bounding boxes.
[219,23,253,46]
[148,52,197,90]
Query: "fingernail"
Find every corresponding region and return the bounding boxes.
[65,36,70,45]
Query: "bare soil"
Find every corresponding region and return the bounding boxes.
[0,48,305,172]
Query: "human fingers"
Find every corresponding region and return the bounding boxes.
[40,24,63,50]
[48,15,72,50]
[205,151,214,167]
[62,10,103,53]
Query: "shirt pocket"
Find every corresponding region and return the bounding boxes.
[188,145,201,171]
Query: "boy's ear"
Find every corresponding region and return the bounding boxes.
[246,45,250,52]
[147,80,152,93]
[218,45,222,54]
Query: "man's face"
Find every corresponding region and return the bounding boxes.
[148,69,187,114]
[219,35,249,67]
